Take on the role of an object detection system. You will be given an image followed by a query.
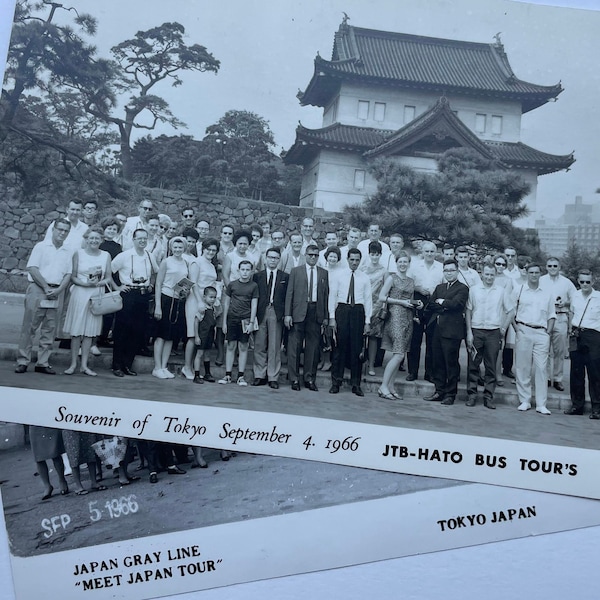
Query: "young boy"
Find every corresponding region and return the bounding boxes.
[193,286,218,384]
[219,261,258,386]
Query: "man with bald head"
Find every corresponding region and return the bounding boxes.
[406,240,444,381]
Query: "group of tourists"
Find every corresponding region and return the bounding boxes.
[15,199,600,421]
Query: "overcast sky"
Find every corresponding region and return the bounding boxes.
[1,0,599,220]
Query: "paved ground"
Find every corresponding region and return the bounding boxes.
[1,292,598,452]
[0,442,460,558]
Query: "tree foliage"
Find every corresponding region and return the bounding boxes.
[560,241,600,286]
[346,148,531,251]
[130,111,302,204]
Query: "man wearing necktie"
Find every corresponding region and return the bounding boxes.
[329,248,373,396]
[252,248,289,389]
[422,259,469,405]
[284,245,329,391]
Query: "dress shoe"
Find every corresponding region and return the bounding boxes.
[306,381,318,392]
[564,407,583,415]
[203,373,216,382]
[34,365,56,375]
[252,378,267,387]
[291,380,301,391]
[423,392,442,402]
[352,386,364,397]
[441,396,455,405]
[536,406,552,415]
[167,465,186,475]
[329,385,340,394]
[465,396,476,407]
[590,412,600,420]
[405,373,417,382]
[269,381,279,389]
[518,402,531,411]
[503,370,515,379]
[553,382,565,392]
[149,472,158,484]
[113,369,125,377]
[14,364,27,374]
[123,367,137,376]
[483,397,496,410]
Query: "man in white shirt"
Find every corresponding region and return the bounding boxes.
[121,199,155,250]
[44,200,87,251]
[340,227,361,267]
[465,264,514,409]
[406,240,443,381]
[384,233,405,273]
[540,257,576,391]
[513,263,556,415]
[357,223,391,267]
[280,232,306,273]
[456,245,481,289]
[195,220,211,255]
[318,231,341,267]
[503,246,521,281]
[564,269,600,419]
[329,248,372,397]
[16,219,73,374]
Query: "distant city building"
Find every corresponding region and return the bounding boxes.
[563,196,593,225]
[284,19,574,225]
[536,220,570,257]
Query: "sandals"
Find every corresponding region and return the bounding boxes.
[91,485,108,492]
[191,460,208,469]
[377,389,396,400]
[74,489,89,496]
[63,367,76,375]
[81,368,97,377]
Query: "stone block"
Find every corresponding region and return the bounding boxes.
[5,227,19,239]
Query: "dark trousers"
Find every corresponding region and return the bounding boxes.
[407,318,433,378]
[288,303,320,383]
[432,327,462,398]
[332,303,365,387]
[467,328,501,398]
[570,329,600,413]
[112,289,150,371]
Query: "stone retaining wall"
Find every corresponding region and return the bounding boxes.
[0,186,345,282]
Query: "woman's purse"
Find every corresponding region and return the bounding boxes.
[375,296,389,322]
[89,286,123,316]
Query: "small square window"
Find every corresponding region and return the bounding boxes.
[491,115,503,135]
[475,114,486,133]
[374,102,386,122]
[357,100,369,120]
[354,169,366,189]
[404,105,416,124]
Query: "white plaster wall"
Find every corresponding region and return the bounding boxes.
[332,82,522,142]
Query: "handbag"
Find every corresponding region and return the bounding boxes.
[92,436,128,468]
[375,296,389,321]
[89,287,123,316]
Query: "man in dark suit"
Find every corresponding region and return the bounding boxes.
[423,259,469,405]
[252,247,289,389]
[284,244,329,391]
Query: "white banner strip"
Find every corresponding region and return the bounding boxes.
[2,387,599,499]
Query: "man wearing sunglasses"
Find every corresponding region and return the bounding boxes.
[540,257,576,392]
[121,200,155,250]
[565,269,600,419]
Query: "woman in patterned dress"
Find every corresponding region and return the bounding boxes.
[360,241,388,376]
[378,251,422,399]
[63,225,117,376]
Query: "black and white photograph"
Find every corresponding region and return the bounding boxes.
[2,2,600,596]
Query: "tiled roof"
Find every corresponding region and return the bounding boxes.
[485,141,574,174]
[300,24,562,112]
[284,115,574,175]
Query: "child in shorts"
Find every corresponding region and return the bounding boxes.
[218,261,258,386]
[193,286,218,384]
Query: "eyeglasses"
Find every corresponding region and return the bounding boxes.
[306,253,319,257]
[495,262,506,266]
[141,206,153,211]
[547,264,559,268]
[183,214,194,219]
[579,280,592,284]
[443,269,457,273]
[222,231,233,235]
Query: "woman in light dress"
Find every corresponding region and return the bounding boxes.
[378,251,422,399]
[63,225,117,376]
[319,246,343,371]
[182,238,221,380]
[153,236,191,379]
[360,241,388,376]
